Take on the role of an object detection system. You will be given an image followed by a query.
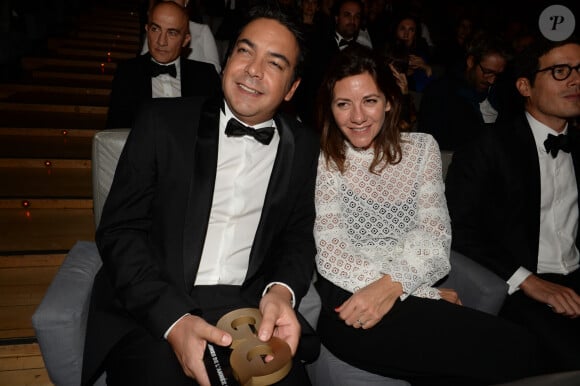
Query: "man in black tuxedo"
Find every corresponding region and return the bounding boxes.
[295,0,368,126]
[83,6,319,386]
[445,36,580,373]
[418,32,513,151]
[105,1,220,129]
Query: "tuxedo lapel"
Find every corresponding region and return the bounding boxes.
[245,114,295,281]
[139,53,153,98]
[514,114,542,269]
[182,96,221,289]
[179,57,192,96]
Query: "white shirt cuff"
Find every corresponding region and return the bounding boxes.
[262,282,296,308]
[163,313,190,339]
[506,267,532,295]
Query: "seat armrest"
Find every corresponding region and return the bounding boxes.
[32,241,102,386]
[440,250,508,315]
[92,128,130,228]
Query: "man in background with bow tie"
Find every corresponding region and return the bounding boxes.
[445,36,580,374]
[83,5,319,386]
[105,1,220,129]
[418,32,512,151]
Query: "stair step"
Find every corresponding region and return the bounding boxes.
[0,253,66,341]
[77,24,140,37]
[77,14,140,30]
[73,30,139,44]
[48,37,138,53]
[0,103,107,115]
[0,128,94,158]
[26,70,113,89]
[0,367,52,386]
[0,199,93,209]
[0,344,51,386]
[0,102,107,129]
[22,57,117,75]
[0,207,95,253]
[0,84,110,106]
[52,47,135,62]
[0,159,92,198]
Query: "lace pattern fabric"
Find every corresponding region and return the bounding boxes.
[315,133,451,300]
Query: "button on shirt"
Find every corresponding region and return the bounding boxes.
[507,112,580,293]
[151,58,181,98]
[194,103,280,286]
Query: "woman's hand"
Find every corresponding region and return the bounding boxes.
[388,63,409,95]
[408,54,432,77]
[335,275,403,329]
[438,288,462,305]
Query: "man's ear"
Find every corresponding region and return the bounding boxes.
[182,33,191,48]
[516,77,531,97]
[283,78,302,102]
[466,55,475,70]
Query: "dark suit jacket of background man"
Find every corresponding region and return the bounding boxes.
[418,74,514,151]
[105,53,221,129]
[82,95,320,384]
[445,113,580,280]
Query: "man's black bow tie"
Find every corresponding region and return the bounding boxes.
[338,38,353,48]
[149,62,177,78]
[544,133,571,158]
[225,118,275,145]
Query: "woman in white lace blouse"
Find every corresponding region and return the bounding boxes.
[313,45,539,386]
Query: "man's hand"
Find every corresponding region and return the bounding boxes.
[335,275,403,329]
[259,284,300,356]
[166,314,232,386]
[520,274,580,318]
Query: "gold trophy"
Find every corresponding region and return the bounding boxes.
[216,308,293,386]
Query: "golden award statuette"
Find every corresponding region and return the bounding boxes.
[216,308,293,386]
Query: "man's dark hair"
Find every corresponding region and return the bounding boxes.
[228,5,306,82]
[466,31,512,65]
[514,35,579,86]
[332,0,364,17]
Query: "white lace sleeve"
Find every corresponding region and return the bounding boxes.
[315,134,451,300]
[386,135,451,299]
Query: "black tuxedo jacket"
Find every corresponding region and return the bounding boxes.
[83,96,320,384]
[105,53,220,129]
[418,74,514,151]
[445,113,580,280]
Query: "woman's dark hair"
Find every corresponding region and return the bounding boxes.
[317,45,404,174]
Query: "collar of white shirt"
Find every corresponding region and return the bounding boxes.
[527,111,568,156]
[222,101,276,132]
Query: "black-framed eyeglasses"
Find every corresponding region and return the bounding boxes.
[535,63,580,81]
[478,63,502,78]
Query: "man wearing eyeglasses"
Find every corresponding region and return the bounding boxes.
[445,36,580,374]
[418,32,512,151]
